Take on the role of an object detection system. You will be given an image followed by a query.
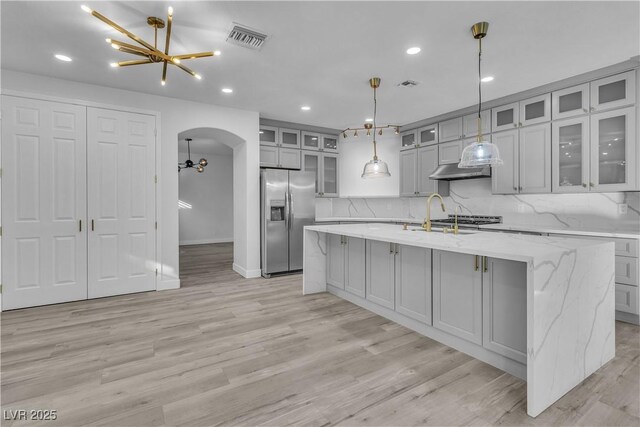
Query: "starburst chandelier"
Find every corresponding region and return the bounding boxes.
[179,139,208,173]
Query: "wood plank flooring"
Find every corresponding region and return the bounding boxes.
[1,243,638,426]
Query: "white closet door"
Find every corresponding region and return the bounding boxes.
[1,96,87,310]
[87,108,156,298]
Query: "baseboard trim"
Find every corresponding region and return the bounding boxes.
[616,310,640,325]
[180,238,233,246]
[232,263,262,279]
[157,278,180,291]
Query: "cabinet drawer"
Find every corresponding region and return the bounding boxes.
[616,256,639,286]
[615,283,639,314]
[613,238,639,257]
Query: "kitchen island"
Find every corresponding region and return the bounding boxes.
[303,223,615,417]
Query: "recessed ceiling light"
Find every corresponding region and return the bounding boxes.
[365,118,373,122]
[406,47,421,55]
[55,54,72,62]
[301,106,311,111]
[481,76,494,82]
[214,50,221,56]
[221,88,233,93]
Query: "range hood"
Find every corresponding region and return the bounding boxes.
[429,163,491,181]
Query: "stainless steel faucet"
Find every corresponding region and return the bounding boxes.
[422,193,446,232]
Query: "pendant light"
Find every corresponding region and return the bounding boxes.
[178,138,208,172]
[361,77,391,178]
[459,22,503,168]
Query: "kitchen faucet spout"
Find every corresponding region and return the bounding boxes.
[422,193,446,232]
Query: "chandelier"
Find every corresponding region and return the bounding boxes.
[342,78,398,178]
[179,139,208,173]
[81,5,216,86]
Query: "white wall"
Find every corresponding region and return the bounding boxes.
[338,133,401,197]
[1,69,262,284]
[179,151,233,245]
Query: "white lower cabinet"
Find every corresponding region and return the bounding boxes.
[326,234,365,296]
[482,257,527,364]
[395,245,432,324]
[432,250,483,345]
[615,283,638,314]
[366,240,396,309]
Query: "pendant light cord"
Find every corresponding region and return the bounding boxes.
[477,37,483,143]
[372,84,378,160]
[187,139,191,162]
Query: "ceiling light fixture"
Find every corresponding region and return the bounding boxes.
[365,118,373,122]
[341,77,396,179]
[55,54,72,62]
[81,5,217,85]
[481,76,494,82]
[459,22,503,168]
[178,138,208,173]
[221,88,233,93]
[301,106,311,111]
[406,47,421,55]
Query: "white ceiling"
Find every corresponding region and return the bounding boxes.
[178,128,234,156]
[2,1,639,129]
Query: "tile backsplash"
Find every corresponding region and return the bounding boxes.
[316,178,640,233]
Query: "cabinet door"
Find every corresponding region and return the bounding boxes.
[279,147,301,170]
[326,234,345,289]
[482,257,527,364]
[491,130,519,194]
[322,135,339,152]
[396,245,432,324]
[301,132,321,151]
[260,145,279,167]
[345,237,366,297]
[321,153,339,197]
[462,111,491,138]
[615,283,639,314]
[615,256,638,286]
[417,145,439,195]
[590,107,636,192]
[301,150,321,194]
[519,93,551,127]
[400,130,417,151]
[259,125,279,147]
[439,117,463,142]
[279,128,300,148]
[432,250,482,345]
[438,140,463,165]
[552,117,589,192]
[366,240,396,309]
[591,70,636,112]
[519,123,551,194]
[418,124,438,146]
[399,149,418,196]
[492,102,519,133]
[552,83,589,120]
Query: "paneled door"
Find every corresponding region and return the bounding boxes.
[87,108,156,298]
[1,96,88,310]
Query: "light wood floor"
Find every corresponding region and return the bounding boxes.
[1,243,638,426]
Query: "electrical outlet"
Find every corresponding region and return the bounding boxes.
[618,203,628,215]
[517,203,526,213]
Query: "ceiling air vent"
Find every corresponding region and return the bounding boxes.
[398,80,420,87]
[226,23,268,50]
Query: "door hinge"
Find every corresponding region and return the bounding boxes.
[0,284,3,294]
[155,269,158,276]
[0,168,3,178]
[155,222,157,230]
[154,175,158,184]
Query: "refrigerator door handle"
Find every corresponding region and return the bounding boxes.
[288,191,293,230]
[284,191,289,230]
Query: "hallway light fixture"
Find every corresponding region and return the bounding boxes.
[459,22,503,168]
[178,138,208,173]
[81,5,217,86]
[342,77,394,179]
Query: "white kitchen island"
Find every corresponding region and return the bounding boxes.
[303,223,615,418]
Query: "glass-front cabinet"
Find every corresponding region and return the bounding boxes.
[552,117,589,192]
[591,71,636,112]
[400,130,418,151]
[418,124,438,146]
[322,135,338,152]
[301,151,338,197]
[552,83,590,120]
[279,128,301,148]
[519,94,551,127]
[301,131,321,150]
[590,106,636,192]
[259,126,279,147]
[492,102,519,133]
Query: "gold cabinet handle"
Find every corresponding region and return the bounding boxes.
[389,242,394,254]
[91,219,95,231]
[474,255,479,271]
[79,219,82,232]
[483,256,488,272]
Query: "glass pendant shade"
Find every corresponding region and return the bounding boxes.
[459,139,503,168]
[362,158,391,178]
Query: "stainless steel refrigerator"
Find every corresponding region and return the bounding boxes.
[261,169,316,277]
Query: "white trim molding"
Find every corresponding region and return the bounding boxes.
[233,263,262,278]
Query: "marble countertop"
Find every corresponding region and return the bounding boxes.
[305,223,613,264]
[314,217,639,240]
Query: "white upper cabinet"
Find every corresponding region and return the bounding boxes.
[589,106,636,192]
[590,70,636,112]
[322,135,339,152]
[462,110,491,138]
[400,129,418,151]
[279,128,300,148]
[552,83,590,120]
[259,125,279,147]
[321,153,339,197]
[519,123,551,194]
[492,102,519,133]
[418,124,438,146]
[259,145,279,168]
[438,140,464,165]
[439,117,463,142]
[519,93,551,127]
[301,131,321,151]
[491,130,519,194]
[279,147,301,169]
[417,145,440,195]
[552,116,590,193]
[399,149,417,196]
